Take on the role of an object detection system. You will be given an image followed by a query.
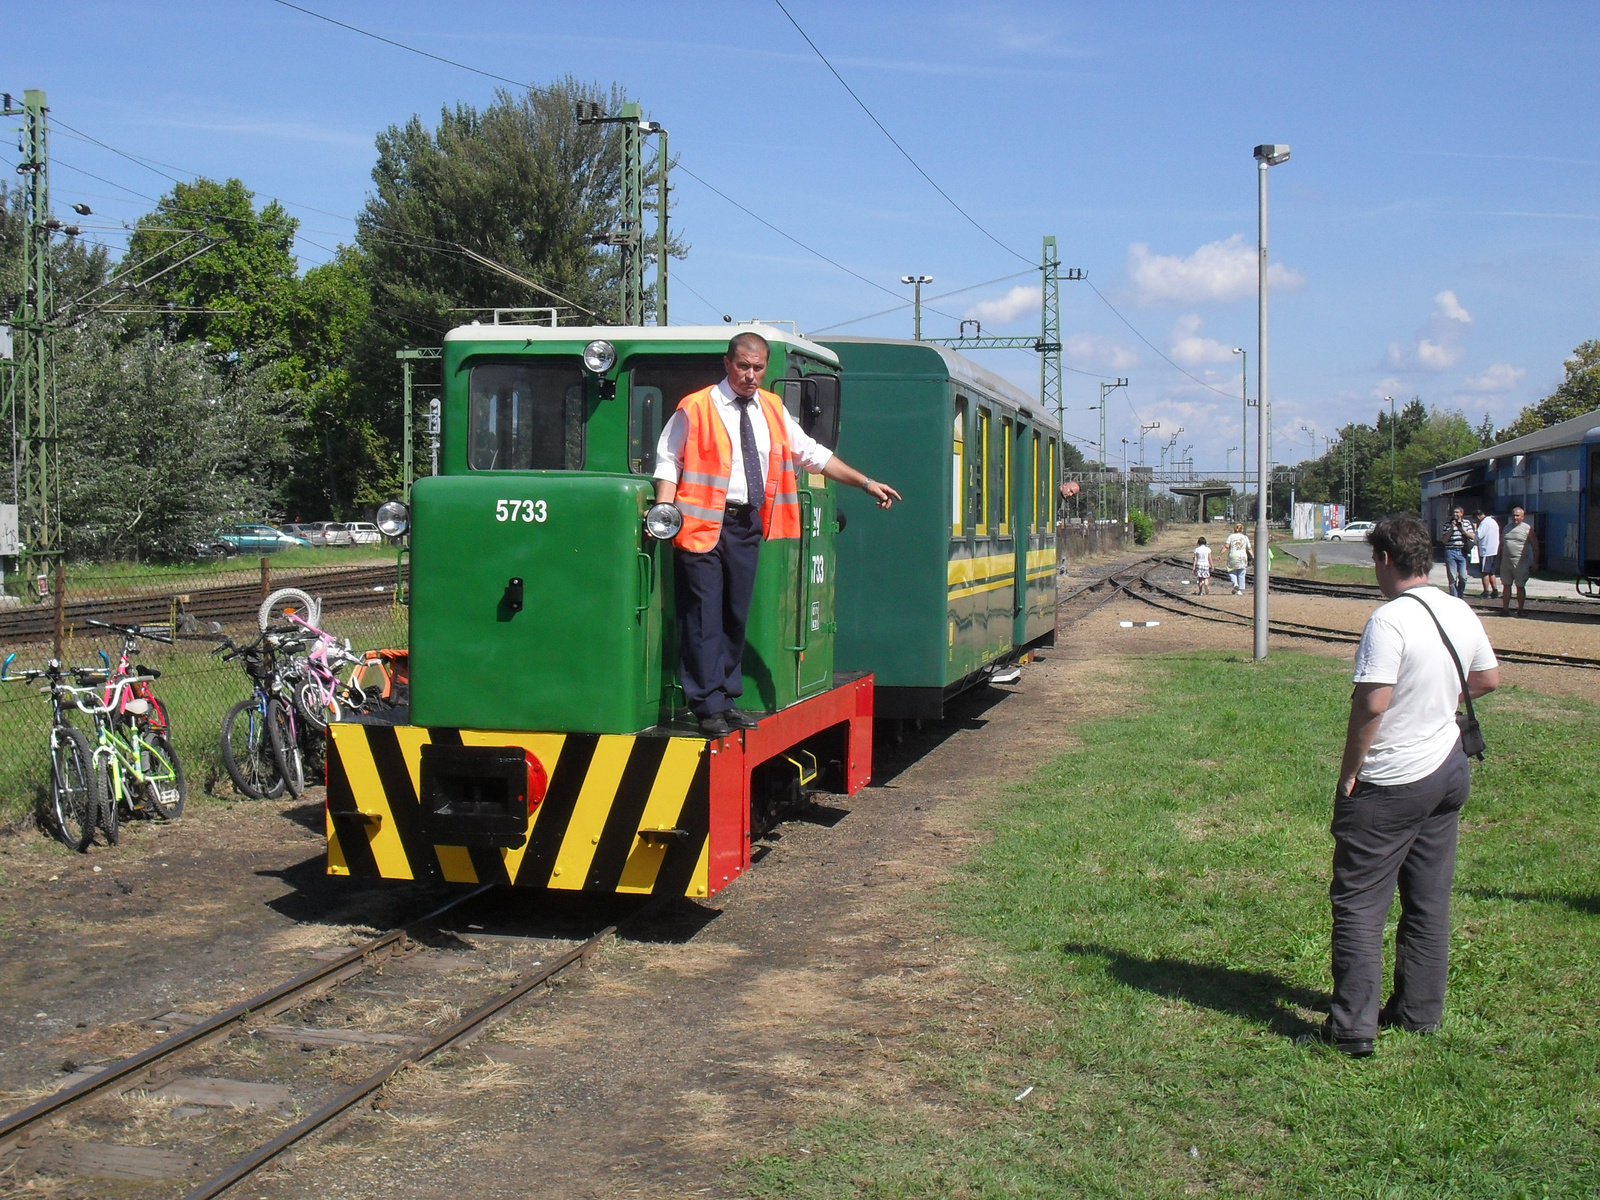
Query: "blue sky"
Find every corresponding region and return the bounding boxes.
[8,1,1599,470]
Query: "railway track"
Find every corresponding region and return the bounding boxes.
[0,887,662,1196]
[0,563,405,644]
[1131,564,1600,670]
[1156,555,1600,623]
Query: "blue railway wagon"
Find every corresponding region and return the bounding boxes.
[1420,407,1600,578]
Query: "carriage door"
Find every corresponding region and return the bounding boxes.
[1587,449,1600,573]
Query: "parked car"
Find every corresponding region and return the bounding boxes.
[1323,520,1375,542]
[278,523,314,541]
[346,521,382,545]
[302,521,351,547]
[217,524,312,553]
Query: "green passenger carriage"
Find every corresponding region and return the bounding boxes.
[825,338,1060,718]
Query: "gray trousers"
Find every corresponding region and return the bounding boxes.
[1329,746,1470,1039]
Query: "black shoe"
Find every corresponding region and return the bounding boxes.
[1378,1008,1439,1035]
[1296,1019,1374,1058]
[722,709,760,730]
[697,712,732,738]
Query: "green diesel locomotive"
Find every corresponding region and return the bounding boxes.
[326,323,1058,898]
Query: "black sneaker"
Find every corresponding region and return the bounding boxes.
[1296,1019,1374,1058]
[722,709,760,730]
[1378,1008,1440,1035]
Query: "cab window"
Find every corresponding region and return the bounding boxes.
[627,355,726,474]
[468,361,585,471]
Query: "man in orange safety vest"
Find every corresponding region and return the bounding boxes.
[653,332,900,737]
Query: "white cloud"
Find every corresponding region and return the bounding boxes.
[1126,234,1304,305]
[1384,290,1475,371]
[1063,332,1138,371]
[1167,314,1238,366]
[1463,362,1527,393]
[963,284,1042,327]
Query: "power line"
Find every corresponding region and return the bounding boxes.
[771,0,1033,268]
[806,269,1032,333]
[1084,279,1236,400]
[268,0,533,90]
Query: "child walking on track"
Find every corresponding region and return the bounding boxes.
[1193,536,1213,595]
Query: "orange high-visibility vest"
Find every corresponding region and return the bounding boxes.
[672,386,802,553]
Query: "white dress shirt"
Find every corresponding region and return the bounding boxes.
[653,377,834,505]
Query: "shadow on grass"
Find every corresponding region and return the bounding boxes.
[1459,884,1600,915]
[1062,942,1326,1039]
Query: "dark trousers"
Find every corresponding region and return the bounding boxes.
[675,504,762,717]
[1329,746,1470,1039]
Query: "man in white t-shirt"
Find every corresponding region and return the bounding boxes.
[1224,524,1252,594]
[1472,509,1500,599]
[1310,514,1498,1057]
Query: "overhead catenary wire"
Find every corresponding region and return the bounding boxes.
[770,0,1034,269]
[1086,279,1237,400]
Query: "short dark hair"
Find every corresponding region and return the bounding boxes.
[1368,514,1433,578]
[1197,536,1208,545]
[726,331,770,360]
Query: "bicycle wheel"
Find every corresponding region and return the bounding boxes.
[221,698,285,799]
[267,697,306,798]
[137,731,186,820]
[294,680,341,731]
[50,725,100,852]
[259,587,320,633]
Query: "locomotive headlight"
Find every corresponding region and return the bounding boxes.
[376,500,411,538]
[644,501,682,541]
[582,339,617,374]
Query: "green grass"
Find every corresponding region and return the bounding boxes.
[743,653,1600,1198]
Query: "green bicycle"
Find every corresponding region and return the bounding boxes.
[82,621,186,838]
[0,655,106,850]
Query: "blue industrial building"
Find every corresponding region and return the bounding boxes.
[1419,406,1600,579]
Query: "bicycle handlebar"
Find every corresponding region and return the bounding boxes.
[84,618,174,645]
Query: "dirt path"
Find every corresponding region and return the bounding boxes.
[1,551,1593,1197]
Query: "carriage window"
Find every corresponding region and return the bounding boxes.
[952,401,966,537]
[1047,437,1058,523]
[976,407,992,536]
[999,417,1013,537]
[468,361,585,471]
[1031,432,1041,532]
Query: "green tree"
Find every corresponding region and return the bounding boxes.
[1392,408,1482,514]
[0,182,111,314]
[55,328,299,560]
[122,178,299,362]
[1498,340,1600,440]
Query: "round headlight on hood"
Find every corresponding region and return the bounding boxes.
[583,339,617,374]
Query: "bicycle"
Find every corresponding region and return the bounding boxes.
[83,620,187,829]
[260,586,366,730]
[1,654,106,850]
[212,629,299,800]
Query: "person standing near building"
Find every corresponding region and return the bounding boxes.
[1224,523,1252,595]
[654,332,901,737]
[1498,506,1537,616]
[1472,509,1500,599]
[1310,514,1497,1057]
[1442,506,1475,599]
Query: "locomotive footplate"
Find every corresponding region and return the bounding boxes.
[326,673,873,898]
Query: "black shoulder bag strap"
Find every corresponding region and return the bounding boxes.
[1399,590,1486,760]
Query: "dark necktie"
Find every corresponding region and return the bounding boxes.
[734,395,764,507]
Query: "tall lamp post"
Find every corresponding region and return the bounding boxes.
[1231,347,1248,491]
[1385,394,1396,512]
[1252,142,1290,660]
[901,274,933,340]
[1120,437,1131,522]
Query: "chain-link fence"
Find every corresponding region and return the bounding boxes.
[0,555,409,830]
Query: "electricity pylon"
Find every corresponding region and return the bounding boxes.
[3,89,57,576]
[578,100,669,325]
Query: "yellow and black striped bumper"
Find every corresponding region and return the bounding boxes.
[326,724,716,897]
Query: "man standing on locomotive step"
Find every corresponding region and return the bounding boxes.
[654,333,901,737]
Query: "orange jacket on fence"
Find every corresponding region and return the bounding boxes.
[672,386,802,553]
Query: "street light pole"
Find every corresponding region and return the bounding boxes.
[1232,347,1248,490]
[1386,394,1396,512]
[1253,142,1290,661]
[901,274,933,339]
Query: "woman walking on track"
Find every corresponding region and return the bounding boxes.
[1224,524,1252,595]
[1498,507,1537,616]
